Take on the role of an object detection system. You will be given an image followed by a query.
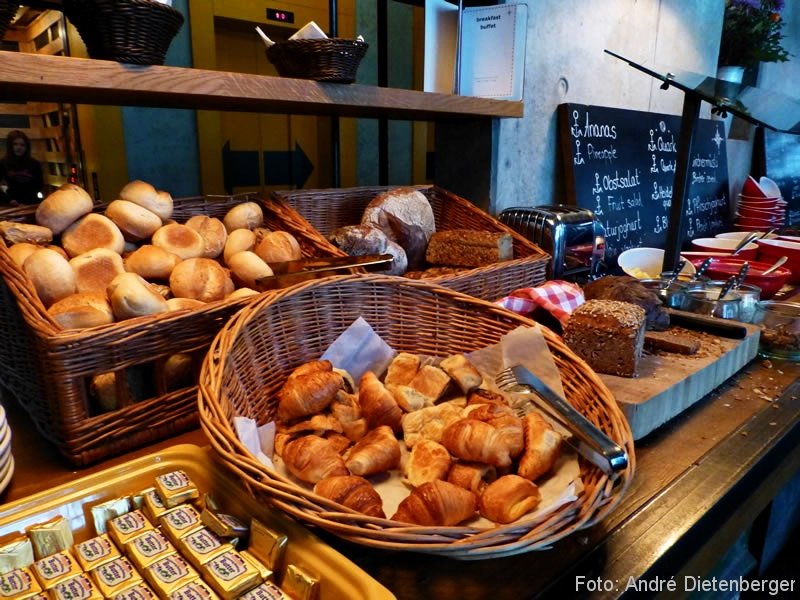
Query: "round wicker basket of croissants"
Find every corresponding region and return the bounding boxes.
[198,273,635,558]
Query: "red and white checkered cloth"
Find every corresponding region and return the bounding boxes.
[495,280,585,325]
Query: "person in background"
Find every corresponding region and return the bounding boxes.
[0,130,44,205]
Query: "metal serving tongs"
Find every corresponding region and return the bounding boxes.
[495,364,628,474]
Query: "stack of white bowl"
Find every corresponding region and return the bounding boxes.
[0,403,14,494]
[734,176,787,232]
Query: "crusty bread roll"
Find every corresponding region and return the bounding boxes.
[48,292,115,329]
[329,224,389,256]
[163,353,195,391]
[223,229,256,264]
[46,245,69,260]
[58,183,92,204]
[151,223,205,260]
[169,257,229,303]
[90,372,118,412]
[226,251,273,289]
[124,245,183,281]
[105,199,163,241]
[62,213,126,258]
[23,248,77,307]
[35,188,94,235]
[223,273,235,296]
[0,221,53,245]
[223,202,263,232]
[70,248,126,294]
[107,272,169,320]
[6,242,40,267]
[478,475,541,524]
[226,287,259,300]
[254,230,302,265]
[119,180,173,221]
[166,297,206,311]
[385,352,421,387]
[439,354,483,394]
[185,215,227,259]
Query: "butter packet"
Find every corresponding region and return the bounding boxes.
[125,531,175,572]
[90,498,130,536]
[0,537,34,574]
[153,472,199,509]
[167,580,220,600]
[174,530,230,569]
[198,512,246,540]
[201,550,261,600]
[111,582,158,600]
[26,518,73,560]
[140,489,170,523]
[246,521,287,573]
[89,557,142,598]
[238,583,290,600]
[239,552,272,584]
[31,552,82,589]
[280,565,318,600]
[0,567,42,599]
[107,512,154,548]
[73,535,120,572]
[159,506,203,545]
[48,574,103,600]
[144,555,199,599]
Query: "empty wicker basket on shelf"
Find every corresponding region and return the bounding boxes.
[0,1,19,40]
[266,38,368,83]
[198,274,635,559]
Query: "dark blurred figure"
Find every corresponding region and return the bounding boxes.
[0,130,44,205]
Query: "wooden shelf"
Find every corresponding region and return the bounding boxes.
[0,51,523,120]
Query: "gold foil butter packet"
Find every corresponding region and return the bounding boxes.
[143,555,199,598]
[73,535,120,572]
[159,506,203,545]
[125,530,175,572]
[140,489,170,523]
[25,518,73,560]
[281,565,318,600]
[107,511,154,548]
[49,574,103,600]
[238,582,290,600]
[0,566,42,599]
[111,581,158,600]
[90,557,142,598]
[0,536,34,574]
[246,521,287,573]
[167,579,220,600]
[175,530,230,569]
[31,551,81,589]
[198,512,247,540]
[201,550,261,600]
[154,472,199,509]
[91,498,131,536]
[239,552,272,584]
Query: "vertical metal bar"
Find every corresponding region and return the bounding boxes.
[329,0,340,187]
[378,0,389,185]
[663,93,702,273]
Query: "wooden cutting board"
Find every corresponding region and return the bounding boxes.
[600,322,761,440]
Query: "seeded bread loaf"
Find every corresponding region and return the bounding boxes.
[425,229,513,268]
[563,299,646,378]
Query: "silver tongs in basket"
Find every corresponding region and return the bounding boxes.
[496,364,628,474]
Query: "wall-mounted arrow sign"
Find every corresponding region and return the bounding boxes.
[264,142,313,189]
[222,140,259,194]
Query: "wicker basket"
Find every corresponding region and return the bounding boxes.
[62,0,184,65]
[198,274,635,558]
[266,38,368,83]
[0,194,338,466]
[0,1,19,40]
[269,185,550,301]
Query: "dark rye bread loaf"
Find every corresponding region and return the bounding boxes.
[425,229,513,268]
[563,299,646,378]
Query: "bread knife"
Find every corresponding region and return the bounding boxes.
[666,308,748,339]
[253,253,394,290]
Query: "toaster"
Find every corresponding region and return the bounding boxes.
[498,205,606,282]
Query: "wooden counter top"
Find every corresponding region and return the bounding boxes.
[1,357,798,599]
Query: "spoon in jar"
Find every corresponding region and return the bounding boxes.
[761,255,788,276]
[692,257,713,281]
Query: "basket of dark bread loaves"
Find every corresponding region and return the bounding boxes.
[198,274,635,558]
[268,185,550,301]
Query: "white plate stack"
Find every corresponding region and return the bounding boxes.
[0,404,15,494]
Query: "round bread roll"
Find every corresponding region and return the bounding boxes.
[226,287,259,300]
[124,245,182,280]
[382,239,408,276]
[70,248,126,294]
[169,258,229,303]
[185,215,227,259]
[119,180,173,221]
[35,187,94,235]
[254,231,302,265]
[90,372,118,412]
[0,221,53,245]
[46,245,69,260]
[59,183,93,205]
[166,297,206,311]
[107,272,169,320]
[105,199,163,241]
[227,251,273,289]
[62,213,125,258]
[48,292,115,330]
[163,353,195,391]
[223,229,256,264]
[223,274,235,296]
[223,202,263,232]
[23,248,77,307]
[7,242,39,268]
[151,223,205,260]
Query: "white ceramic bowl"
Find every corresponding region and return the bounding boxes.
[716,231,778,241]
[618,247,696,279]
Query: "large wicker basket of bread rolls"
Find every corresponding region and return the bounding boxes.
[0,191,339,466]
[198,273,635,558]
[268,185,550,301]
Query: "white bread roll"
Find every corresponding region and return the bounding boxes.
[107,272,169,320]
[35,188,94,235]
[169,258,228,303]
[48,292,115,329]
[163,353,195,391]
[223,274,235,296]
[105,199,163,241]
[119,180,173,221]
[150,283,172,299]
[223,202,263,232]
[124,245,182,280]
[46,245,69,260]
[59,182,92,202]
[227,251,273,289]
[90,372,118,412]
[166,297,206,311]
[254,230,302,265]
[223,229,256,264]
[226,287,259,300]
[185,215,227,259]
[70,249,126,294]
[23,248,77,307]
[6,242,39,268]
[0,221,53,245]
[62,213,126,258]
[151,223,205,260]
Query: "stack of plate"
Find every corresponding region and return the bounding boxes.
[0,404,14,494]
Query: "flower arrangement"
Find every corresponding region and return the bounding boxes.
[718,0,791,68]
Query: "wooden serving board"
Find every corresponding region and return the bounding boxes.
[601,322,760,440]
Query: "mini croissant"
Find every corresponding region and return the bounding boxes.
[446,461,496,494]
[464,403,524,459]
[441,418,514,467]
[314,475,385,518]
[478,475,541,524]
[391,479,477,526]
[344,425,401,477]
[277,363,343,422]
[518,412,562,481]
[282,435,349,483]
[404,440,451,488]
[359,371,403,433]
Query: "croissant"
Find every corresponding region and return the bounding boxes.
[401,399,466,448]
[465,403,524,459]
[333,367,356,393]
[439,354,483,394]
[358,371,403,433]
[282,435,349,483]
[344,425,401,477]
[384,352,420,387]
[404,440,452,488]
[289,359,331,379]
[286,414,344,436]
[441,418,513,467]
[330,391,367,441]
[391,480,477,526]
[277,368,343,422]
[518,412,563,481]
[314,475,385,518]
[478,475,541,524]
[446,461,496,493]
[323,432,353,455]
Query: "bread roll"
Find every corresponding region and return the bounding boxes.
[23,248,77,307]
[6,242,39,267]
[105,199,162,241]
[439,354,482,394]
[151,224,205,260]
[70,248,126,294]
[46,245,69,260]
[313,476,385,518]
[124,245,182,280]
[391,480,476,526]
[185,215,227,259]
[166,297,206,311]
[385,352,420,387]
[254,231,302,265]
[223,229,256,264]
[227,251,273,289]
[119,180,173,221]
[408,365,451,403]
[0,221,53,245]
[382,240,408,276]
[478,475,541,524]
[223,202,263,232]
[169,258,229,303]
[226,287,259,300]
[62,213,125,258]
[163,353,195,391]
[35,188,93,234]
[107,272,169,320]
[404,440,451,488]
[90,372,118,412]
[58,183,92,203]
[358,371,403,433]
[150,283,172,299]
[48,292,115,329]
[329,225,388,256]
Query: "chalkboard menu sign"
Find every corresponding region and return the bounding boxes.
[558,103,730,264]
[762,129,800,225]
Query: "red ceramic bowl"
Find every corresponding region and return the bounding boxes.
[735,216,775,228]
[738,194,779,209]
[742,175,767,198]
[757,238,800,284]
[691,237,758,260]
[704,257,791,299]
[738,205,778,219]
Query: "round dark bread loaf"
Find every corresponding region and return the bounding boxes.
[328,224,407,275]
